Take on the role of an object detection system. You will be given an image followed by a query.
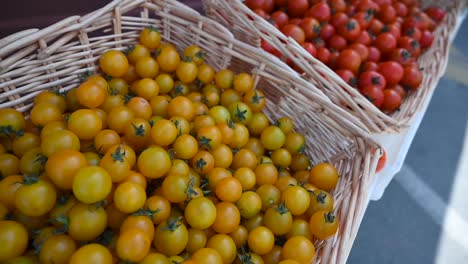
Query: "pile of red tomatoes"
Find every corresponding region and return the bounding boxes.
[247,0,446,112]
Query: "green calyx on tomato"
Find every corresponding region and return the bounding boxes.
[199,136,212,150]
[195,158,207,171]
[33,153,48,166]
[21,174,40,185]
[95,228,116,247]
[186,178,199,200]
[309,190,328,204]
[145,26,159,33]
[237,246,255,264]
[0,125,23,138]
[233,105,248,122]
[131,123,147,137]
[250,91,264,104]
[324,211,336,223]
[55,193,72,207]
[110,146,126,162]
[162,216,183,232]
[275,202,289,215]
[133,208,160,218]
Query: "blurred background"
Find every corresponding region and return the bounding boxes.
[2,1,467,263]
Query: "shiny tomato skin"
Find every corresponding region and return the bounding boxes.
[401,66,423,90]
[420,30,434,49]
[288,0,309,18]
[361,85,384,108]
[338,18,361,41]
[336,69,357,87]
[282,25,306,44]
[378,61,404,85]
[328,35,347,51]
[336,49,362,74]
[367,46,381,62]
[306,2,331,22]
[319,24,336,42]
[381,89,402,112]
[358,71,386,90]
[375,32,397,54]
[302,42,317,57]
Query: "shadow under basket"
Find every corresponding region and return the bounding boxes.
[0,0,381,263]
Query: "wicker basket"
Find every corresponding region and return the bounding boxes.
[202,0,465,133]
[0,0,380,263]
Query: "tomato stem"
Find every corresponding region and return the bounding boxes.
[324,212,336,223]
[132,123,146,137]
[199,136,213,150]
[163,216,183,232]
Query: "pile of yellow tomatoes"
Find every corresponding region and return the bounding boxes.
[0,27,340,264]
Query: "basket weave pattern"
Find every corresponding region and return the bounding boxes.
[0,0,380,263]
[202,0,465,133]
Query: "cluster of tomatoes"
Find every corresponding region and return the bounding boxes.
[246,0,446,112]
[0,28,341,264]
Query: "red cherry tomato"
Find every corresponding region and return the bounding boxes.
[282,24,306,44]
[398,37,421,57]
[382,23,401,40]
[419,30,434,49]
[367,46,381,62]
[369,19,384,35]
[271,11,289,29]
[274,0,287,8]
[401,66,422,90]
[393,2,408,17]
[302,42,317,57]
[378,4,397,24]
[328,35,347,51]
[330,12,349,28]
[388,48,415,66]
[261,40,282,58]
[316,47,331,65]
[253,9,270,19]
[338,19,362,41]
[245,0,266,10]
[361,85,384,107]
[288,0,309,18]
[353,11,374,30]
[376,149,387,173]
[375,32,397,54]
[388,84,407,99]
[328,50,340,69]
[358,71,386,90]
[300,17,321,41]
[378,61,404,85]
[403,27,422,42]
[319,24,336,42]
[336,49,362,74]
[306,2,331,22]
[357,0,380,13]
[263,0,275,13]
[330,0,347,13]
[349,43,369,61]
[336,69,357,87]
[425,6,446,23]
[381,89,402,112]
[355,31,372,46]
[362,61,379,72]
[312,37,326,49]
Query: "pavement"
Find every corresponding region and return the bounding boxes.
[348,16,468,264]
